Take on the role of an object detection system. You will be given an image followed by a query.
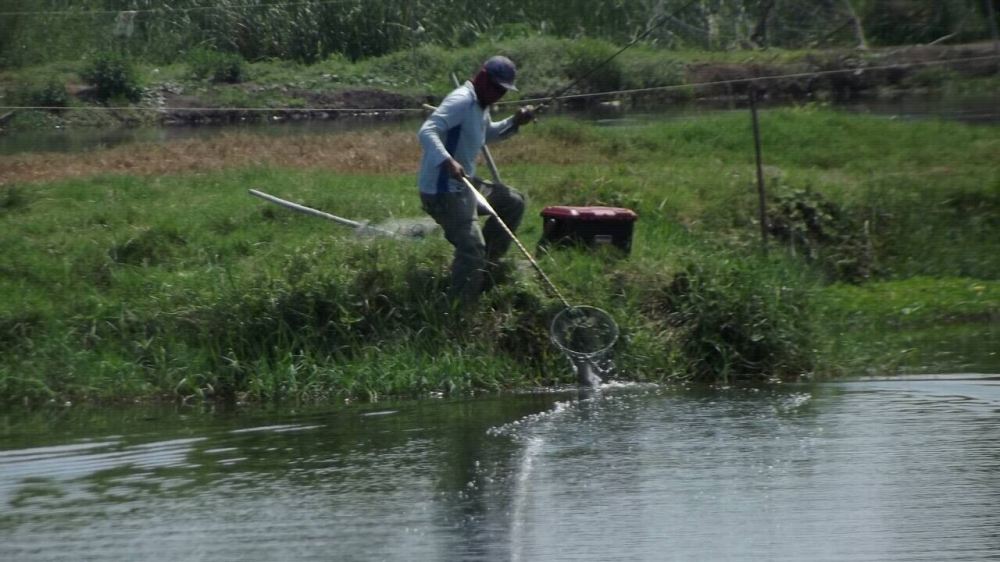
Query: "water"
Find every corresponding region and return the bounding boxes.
[0,113,413,156]
[1,94,995,156]
[2,375,999,561]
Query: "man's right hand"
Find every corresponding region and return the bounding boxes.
[444,158,465,179]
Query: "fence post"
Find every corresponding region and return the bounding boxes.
[749,86,768,254]
[986,0,1000,56]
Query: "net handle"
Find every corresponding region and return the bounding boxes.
[460,175,572,308]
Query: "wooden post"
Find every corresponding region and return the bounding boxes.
[986,0,1000,56]
[749,87,768,254]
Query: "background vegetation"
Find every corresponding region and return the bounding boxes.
[0,0,998,68]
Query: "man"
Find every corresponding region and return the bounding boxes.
[417,55,534,305]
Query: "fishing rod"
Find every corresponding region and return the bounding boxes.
[533,0,700,112]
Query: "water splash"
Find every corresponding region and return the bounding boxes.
[567,352,617,387]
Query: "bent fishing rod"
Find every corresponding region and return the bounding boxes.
[528,0,699,113]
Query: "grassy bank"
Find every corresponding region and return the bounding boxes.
[1,108,998,405]
[2,35,997,132]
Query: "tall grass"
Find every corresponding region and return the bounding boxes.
[1,0,996,68]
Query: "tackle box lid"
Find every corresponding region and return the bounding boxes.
[541,206,638,222]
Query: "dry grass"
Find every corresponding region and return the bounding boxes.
[0,130,421,186]
[0,127,592,186]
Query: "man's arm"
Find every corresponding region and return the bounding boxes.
[418,89,468,176]
[485,106,534,144]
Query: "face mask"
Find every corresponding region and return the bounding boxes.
[472,69,507,107]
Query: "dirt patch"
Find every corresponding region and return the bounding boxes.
[0,129,426,185]
[0,124,581,186]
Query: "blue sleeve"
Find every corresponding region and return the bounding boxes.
[485,115,518,144]
[418,87,468,166]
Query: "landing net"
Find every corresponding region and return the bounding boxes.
[550,305,619,359]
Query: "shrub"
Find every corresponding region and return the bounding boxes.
[565,38,623,95]
[620,50,685,90]
[653,256,815,382]
[188,47,248,84]
[16,79,69,108]
[767,187,876,283]
[81,52,143,103]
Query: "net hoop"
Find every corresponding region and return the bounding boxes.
[550,305,619,359]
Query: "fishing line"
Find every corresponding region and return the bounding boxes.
[501,53,1000,108]
[535,0,700,111]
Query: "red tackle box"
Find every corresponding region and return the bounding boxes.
[539,206,638,254]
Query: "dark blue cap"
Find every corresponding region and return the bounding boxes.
[483,56,517,91]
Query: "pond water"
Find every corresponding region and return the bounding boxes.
[1,93,996,156]
[2,375,999,561]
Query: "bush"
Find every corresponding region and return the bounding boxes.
[565,38,623,95]
[653,256,815,382]
[766,187,876,283]
[620,49,685,90]
[81,52,143,103]
[16,79,69,108]
[188,48,248,84]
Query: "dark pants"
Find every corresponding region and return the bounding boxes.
[421,182,525,305]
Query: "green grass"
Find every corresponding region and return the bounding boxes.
[1,109,998,405]
[817,277,999,327]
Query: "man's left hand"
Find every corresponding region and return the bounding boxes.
[513,105,535,126]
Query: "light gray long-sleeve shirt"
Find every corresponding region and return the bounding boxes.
[417,81,518,195]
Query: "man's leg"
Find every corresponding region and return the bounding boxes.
[421,191,487,305]
[482,182,525,263]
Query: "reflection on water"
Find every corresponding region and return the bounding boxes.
[2,376,999,561]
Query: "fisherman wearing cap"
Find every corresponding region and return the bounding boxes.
[418,55,535,306]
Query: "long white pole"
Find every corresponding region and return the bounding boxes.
[248,189,400,238]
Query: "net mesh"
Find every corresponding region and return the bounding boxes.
[356,218,440,239]
[550,305,619,359]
